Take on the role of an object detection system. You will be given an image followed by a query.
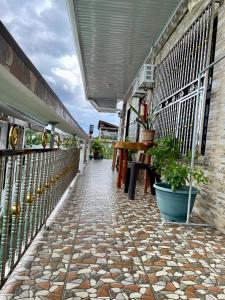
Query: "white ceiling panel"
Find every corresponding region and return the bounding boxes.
[67,0,182,112]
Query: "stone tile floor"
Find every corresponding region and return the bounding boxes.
[0,160,225,300]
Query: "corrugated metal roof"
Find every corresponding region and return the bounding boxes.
[67,0,182,112]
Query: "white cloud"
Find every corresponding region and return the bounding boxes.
[60,55,79,70]
[36,0,53,15]
[51,54,82,93]
[43,74,56,85]
[0,0,119,136]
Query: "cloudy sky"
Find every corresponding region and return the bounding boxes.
[0,0,119,136]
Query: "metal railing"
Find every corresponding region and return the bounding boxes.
[0,147,80,286]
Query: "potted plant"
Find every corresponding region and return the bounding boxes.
[148,137,208,222]
[91,139,103,159]
[130,102,158,143]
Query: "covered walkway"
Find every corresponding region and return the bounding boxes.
[1,160,225,300]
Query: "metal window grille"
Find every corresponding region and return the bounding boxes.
[154,3,215,154]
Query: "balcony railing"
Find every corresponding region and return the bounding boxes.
[0,147,80,286]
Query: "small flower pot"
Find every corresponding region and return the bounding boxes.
[154,182,198,222]
[142,129,155,143]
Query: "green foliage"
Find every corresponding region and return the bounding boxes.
[148,136,208,191]
[163,161,189,191]
[25,129,77,149]
[101,140,114,159]
[130,104,158,130]
[192,169,208,185]
[147,137,181,175]
[25,130,44,147]
[90,139,114,159]
[26,132,33,147]
[63,137,76,148]
[91,139,103,152]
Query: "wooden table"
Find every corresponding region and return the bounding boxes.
[112,141,152,188]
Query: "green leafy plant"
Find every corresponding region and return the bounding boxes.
[147,136,180,175]
[100,140,114,159]
[25,129,46,147]
[91,139,103,152]
[63,137,76,148]
[130,104,158,130]
[148,136,208,191]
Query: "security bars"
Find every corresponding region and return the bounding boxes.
[154,3,213,154]
[155,85,205,155]
[153,0,224,227]
[162,52,225,227]
[0,148,80,286]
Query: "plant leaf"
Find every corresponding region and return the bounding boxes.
[137,118,147,129]
[130,104,140,117]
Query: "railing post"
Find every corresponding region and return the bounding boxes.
[9,155,22,270]
[43,151,51,221]
[79,144,85,173]
[17,153,30,256]
[0,156,14,283]
[49,151,55,213]
[49,123,56,149]
[24,153,34,243]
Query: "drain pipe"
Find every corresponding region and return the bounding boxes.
[186,74,202,224]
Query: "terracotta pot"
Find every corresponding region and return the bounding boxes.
[142,129,155,142]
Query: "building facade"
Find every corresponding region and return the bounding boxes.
[98,120,118,141]
[121,0,225,232]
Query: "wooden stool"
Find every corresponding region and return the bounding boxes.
[112,146,117,171]
[124,162,160,200]
[114,141,152,189]
[137,153,151,191]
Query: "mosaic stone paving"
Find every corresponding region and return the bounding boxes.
[0,160,225,299]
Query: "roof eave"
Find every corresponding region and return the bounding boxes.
[66,0,118,113]
[66,0,89,104]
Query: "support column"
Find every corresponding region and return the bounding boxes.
[0,121,9,149]
[84,143,87,163]
[49,123,56,149]
[72,134,77,148]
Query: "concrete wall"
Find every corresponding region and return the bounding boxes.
[195,2,225,232]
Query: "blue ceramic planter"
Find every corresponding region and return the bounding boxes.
[153,182,198,222]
